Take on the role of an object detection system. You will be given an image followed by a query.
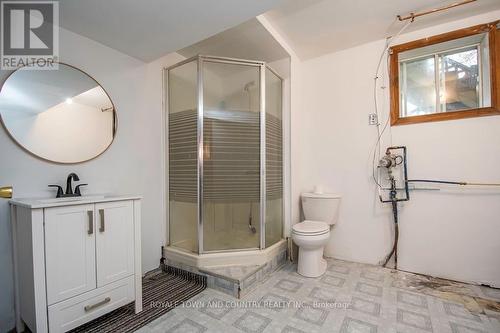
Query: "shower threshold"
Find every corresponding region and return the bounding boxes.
[163,240,288,298]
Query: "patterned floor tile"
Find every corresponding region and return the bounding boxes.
[294,303,329,326]
[355,282,383,297]
[233,311,271,333]
[281,325,308,333]
[340,317,378,333]
[450,322,487,333]
[309,286,336,302]
[259,293,290,311]
[274,278,303,293]
[198,297,232,319]
[397,308,433,332]
[397,290,428,309]
[351,297,381,317]
[320,274,346,288]
[166,318,207,333]
[140,259,500,333]
[360,271,384,283]
[328,264,351,275]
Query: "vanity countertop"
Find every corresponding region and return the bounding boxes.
[9,195,142,209]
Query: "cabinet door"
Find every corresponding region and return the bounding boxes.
[95,200,134,286]
[45,204,96,305]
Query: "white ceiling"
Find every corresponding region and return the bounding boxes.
[263,0,500,60]
[0,65,97,115]
[59,0,285,62]
[177,18,290,63]
[74,87,113,110]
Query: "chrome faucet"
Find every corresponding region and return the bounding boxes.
[48,173,87,198]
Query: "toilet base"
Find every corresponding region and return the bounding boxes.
[297,247,327,278]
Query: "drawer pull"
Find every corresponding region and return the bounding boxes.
[99,209,105,232]
[84,297,111,312]
[87,211,93,235]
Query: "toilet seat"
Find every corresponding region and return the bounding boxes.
[292,220,329,236]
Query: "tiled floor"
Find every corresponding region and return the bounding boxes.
[136,259,500,333]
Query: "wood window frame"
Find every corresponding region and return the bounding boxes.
[390,21,500,126]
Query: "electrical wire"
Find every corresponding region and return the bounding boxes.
[370,21,413,270]
[371,20,413,189]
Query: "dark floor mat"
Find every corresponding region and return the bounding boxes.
[70,266,206,333]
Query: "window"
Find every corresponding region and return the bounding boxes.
[390,21,500,125]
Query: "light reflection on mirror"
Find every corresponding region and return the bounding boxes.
[0,63,116,163]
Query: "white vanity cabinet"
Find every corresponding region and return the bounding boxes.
[10,196,142,333]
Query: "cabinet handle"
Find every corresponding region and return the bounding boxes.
[99,209,105,232]
[84,297,111,312]
[87,211,93,235]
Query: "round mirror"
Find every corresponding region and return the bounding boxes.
[0,63,117,163]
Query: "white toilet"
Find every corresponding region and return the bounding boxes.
[292,192,341,277]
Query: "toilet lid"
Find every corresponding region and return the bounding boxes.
[292,220,329,235]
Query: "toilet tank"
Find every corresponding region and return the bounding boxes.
[301,193,341,225]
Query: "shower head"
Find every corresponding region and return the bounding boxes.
[244,81,255,92]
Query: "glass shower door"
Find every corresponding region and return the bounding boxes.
[168,60,198,253]
[265,68,283,247]
[202,60,261,251]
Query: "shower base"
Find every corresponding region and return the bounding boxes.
[163,240,288,298]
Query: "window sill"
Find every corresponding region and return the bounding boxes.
[391,107,500,126]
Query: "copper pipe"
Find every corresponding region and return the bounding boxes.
[463,182,500,187]
[397,0,477,22]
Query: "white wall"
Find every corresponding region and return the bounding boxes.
[0,26,173,331]
[258,15,300,238]
[143,52,186,248]
[295,10,500,287]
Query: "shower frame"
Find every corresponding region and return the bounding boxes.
[164,55,284,255]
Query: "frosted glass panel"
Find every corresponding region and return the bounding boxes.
[202,61,260,251]
[265,68,283,247]
[168,60,198,253]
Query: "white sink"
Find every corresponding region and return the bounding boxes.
[37,195,105,204]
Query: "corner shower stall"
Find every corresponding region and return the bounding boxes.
[166,55,284,260]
